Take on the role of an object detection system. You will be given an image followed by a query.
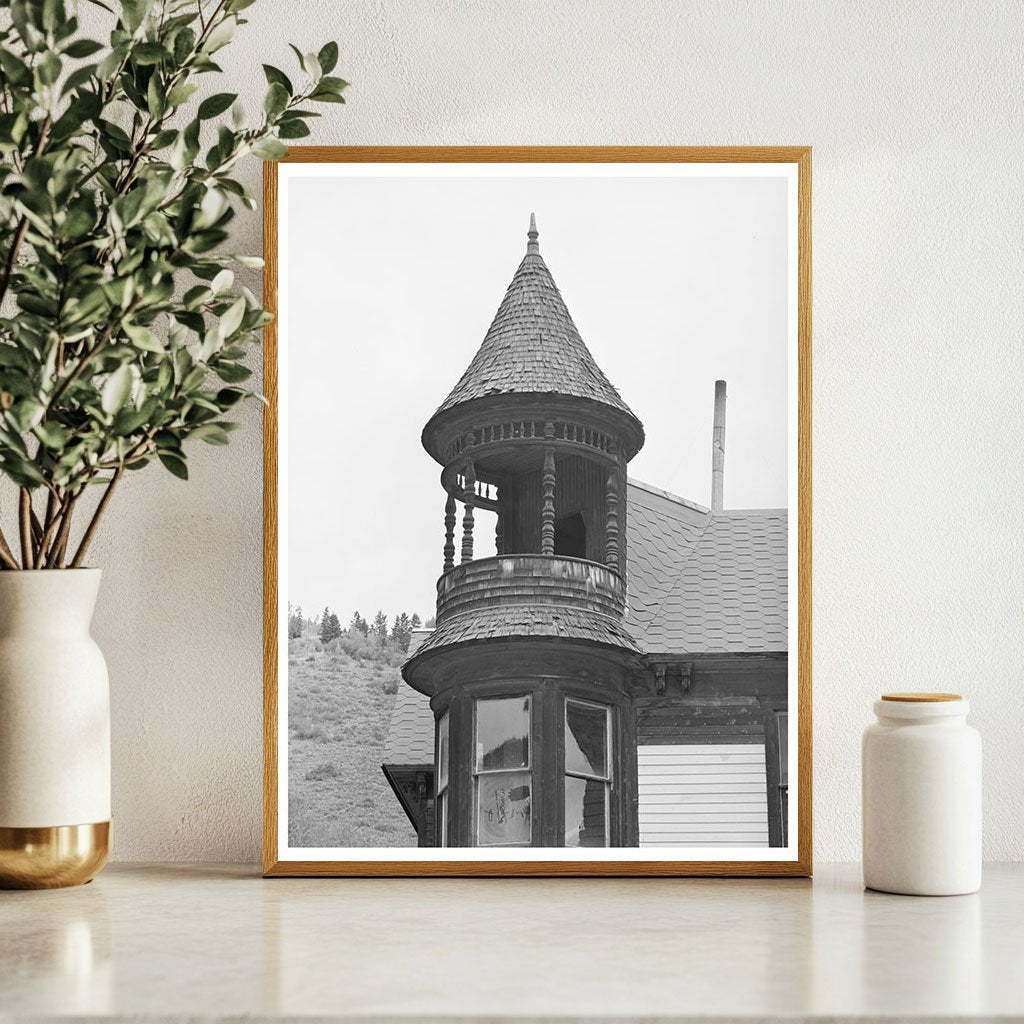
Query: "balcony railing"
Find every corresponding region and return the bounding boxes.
[436,555,625,624]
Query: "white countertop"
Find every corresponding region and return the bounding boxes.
[2,862,1022,1021]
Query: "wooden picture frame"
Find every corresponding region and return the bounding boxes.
[263,147,812,877]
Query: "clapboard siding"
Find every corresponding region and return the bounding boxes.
[637,742,769,847]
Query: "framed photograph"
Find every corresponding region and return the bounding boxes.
[263,147,811,876]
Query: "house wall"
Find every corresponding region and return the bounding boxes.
[635,659,788,847]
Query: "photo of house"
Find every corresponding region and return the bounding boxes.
[382,215,788,849]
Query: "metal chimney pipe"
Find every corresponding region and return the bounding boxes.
[711,380,727,512]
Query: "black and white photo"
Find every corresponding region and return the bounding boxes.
[265,150,810,874]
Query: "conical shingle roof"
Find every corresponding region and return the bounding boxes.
[432,216,637,419]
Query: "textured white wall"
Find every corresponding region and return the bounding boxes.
[90,1,1024,862]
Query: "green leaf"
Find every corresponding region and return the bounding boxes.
[189,422,231,445]
[278,120,310,140]
[10,399,45,432]
[264,81,288,117]
[173,26,196,65]
[215,362,251,383]
[203,16,236,53]
[262,64,292,94]
[121,0,154,33]
[251,137,287,160]
[63,38,104,58]
[132,42,168,66]
[147,75,167,118]
[158,452,188,479]
[166,82,199,107]
[112,404,152,435]
[317,41,339,74]
[198,91,237,119]
[38,51,62,86]
[216,388,247,408]
[34,421,69,449]
[101,365,133,414]
[218,296,246,339]
[123,322,164,353]
[0,49,33,86]
[61,63,97,95]
[96,43,128,81]
[210,268,233,294]
[310,88,346,104]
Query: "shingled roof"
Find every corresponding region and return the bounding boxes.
[383,484,789,762]
[407,604,642,664]
[431,216,637,419]
[626,480,788,655]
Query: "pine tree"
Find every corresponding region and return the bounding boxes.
[287,603,304,639]
[391,612,412,652]
[320,608,342,643]
[372,610,388,648]
[410,613,422,630]
[350,611,369,636]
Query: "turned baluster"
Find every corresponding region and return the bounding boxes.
[461,457,476,564]
[605,463,619,570]
[442,494,457,572]
[541,422,556,556]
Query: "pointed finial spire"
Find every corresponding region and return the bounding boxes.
[527,212,539,254]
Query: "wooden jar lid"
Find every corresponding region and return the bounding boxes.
[881,692,962,702]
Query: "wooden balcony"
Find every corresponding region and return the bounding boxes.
[436,555,625,624]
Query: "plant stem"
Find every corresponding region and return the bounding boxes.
[45,492,79,569]
[46,300,138,414]
[0,526,19,570]
[70,466,124,568]
[35,488,65,566]
[18,489,34,569]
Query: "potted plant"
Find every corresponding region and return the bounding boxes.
[0,0,344,887]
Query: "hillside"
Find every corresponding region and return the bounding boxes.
[287,632,416,848]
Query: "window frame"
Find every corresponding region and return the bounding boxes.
[762,698,789,848]
[435,709,450,847]
[472,694,533,848]
[562,696,613,848]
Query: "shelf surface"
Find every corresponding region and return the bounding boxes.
[1,862,1022,1021]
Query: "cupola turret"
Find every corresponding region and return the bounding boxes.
[404,216,646,848]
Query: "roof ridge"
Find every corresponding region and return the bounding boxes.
[711,508,788,518]
[627,477,710,514]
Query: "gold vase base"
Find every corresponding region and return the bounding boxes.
[0,821,110,889]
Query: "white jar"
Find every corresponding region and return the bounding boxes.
[862,693,981,895]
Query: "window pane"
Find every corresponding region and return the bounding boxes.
[564,775,607,847]
[437,711,449,793]
[476,772,531,846]
[475,697,529,771]
[565,700,608,778]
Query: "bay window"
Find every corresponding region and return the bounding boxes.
[473,696,532,846]
[436,710,450,847]
[564,698,612,847]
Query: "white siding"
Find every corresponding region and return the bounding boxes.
[637,743,769,847]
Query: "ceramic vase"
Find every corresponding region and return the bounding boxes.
[0,569,110,888]
[862,692,981,896]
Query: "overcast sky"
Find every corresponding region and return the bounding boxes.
[284,171,791,624]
